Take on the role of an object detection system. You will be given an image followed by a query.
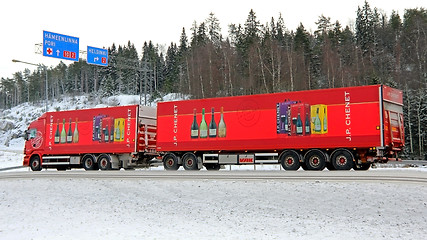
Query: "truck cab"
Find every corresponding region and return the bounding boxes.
[23,114,46,171]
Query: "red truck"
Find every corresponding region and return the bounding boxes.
[24,85,404,171]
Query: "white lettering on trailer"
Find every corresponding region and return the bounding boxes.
[344,91,351,141]
[126,109,132,147]
[173,105,178,146]
[48,115,54,150]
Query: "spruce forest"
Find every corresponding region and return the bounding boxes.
[0,2,426,158]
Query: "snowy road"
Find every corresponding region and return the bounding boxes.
[1,169,427,240]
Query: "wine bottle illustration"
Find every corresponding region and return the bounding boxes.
[191,108,199,139]
[73,118,79,143]
[199,108,208,138]
[120,121,124,140]
[54,119,60,144]
[314,108,322,133]
[305,113,310,134]
[66,118,73,143]
[323,108,328,132]
[209,107,217,138]
[60,119,66,144]
[296,108,303,135]
[218,107,226,138]
[110,122,114,142]
[115,120,121,140]
[104,124,109,142]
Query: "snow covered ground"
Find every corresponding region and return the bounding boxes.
[1,171,427,240]
[1,95,427,239]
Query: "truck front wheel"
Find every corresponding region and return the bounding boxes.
[279,150,301,170]
[30,155,42,171]
[163,153,179,171]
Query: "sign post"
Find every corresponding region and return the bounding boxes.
[87,46,108,66]
[43,30,79,61]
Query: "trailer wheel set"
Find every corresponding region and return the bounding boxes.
[161,148,370,171]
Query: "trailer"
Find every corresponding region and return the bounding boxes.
[23,85,404,171]
[23,105,157,171]
[156,85,404,171]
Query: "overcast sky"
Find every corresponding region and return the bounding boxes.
[0,0,424,79]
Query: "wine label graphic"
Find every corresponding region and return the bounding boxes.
[114,118,125,142]
[311,104,328,134]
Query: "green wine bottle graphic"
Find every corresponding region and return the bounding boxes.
[314,108,322,133]
[199,108,208,138]
[209,107,217,138]
[323,108,327,132]
[191,109,199,139]
[305,113,310,134]
[60,119,66,144]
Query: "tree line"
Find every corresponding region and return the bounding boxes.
[0,1,426,158]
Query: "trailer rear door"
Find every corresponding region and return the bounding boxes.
[382,86,404,150]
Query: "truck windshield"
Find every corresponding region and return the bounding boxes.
[26,129,37,140]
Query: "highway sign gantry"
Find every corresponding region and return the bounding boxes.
[43,30,79,61]
[87,46,108,66]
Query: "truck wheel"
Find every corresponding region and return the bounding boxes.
[163,153,179,171]
[82,155,97,171]
[331,149,354,170]
[183,152,199,170]
[304,149,326,171]
[354,163,371,170]
[30,155,42,171]
[98,154,111,170]
[279,150,300,170]
[205,164,220,171]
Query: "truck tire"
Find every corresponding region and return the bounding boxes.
[98,154,111,170]
[183,152,199,170]
[331,149,354,170]
[82,154,97,171]
[163,153,179,171]
[304,149,326,171]
[30,155,42,171]
[279,150,301,170]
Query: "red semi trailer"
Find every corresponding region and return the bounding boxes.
[23,85,404,171]
[156,85,404,171]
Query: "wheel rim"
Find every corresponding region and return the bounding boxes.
[86,159,93,168]
[337,155,347,166]
[310,156,320,167]
[100,159,107,168]
[285,157,295,167]
[187,159,193,166]
[32,160,39,168]
[167,159,174,167]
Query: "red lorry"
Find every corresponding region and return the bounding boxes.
[24,85,404,171]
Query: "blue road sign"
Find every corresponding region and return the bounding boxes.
[87,46,108,66]
[43,30,79,61]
